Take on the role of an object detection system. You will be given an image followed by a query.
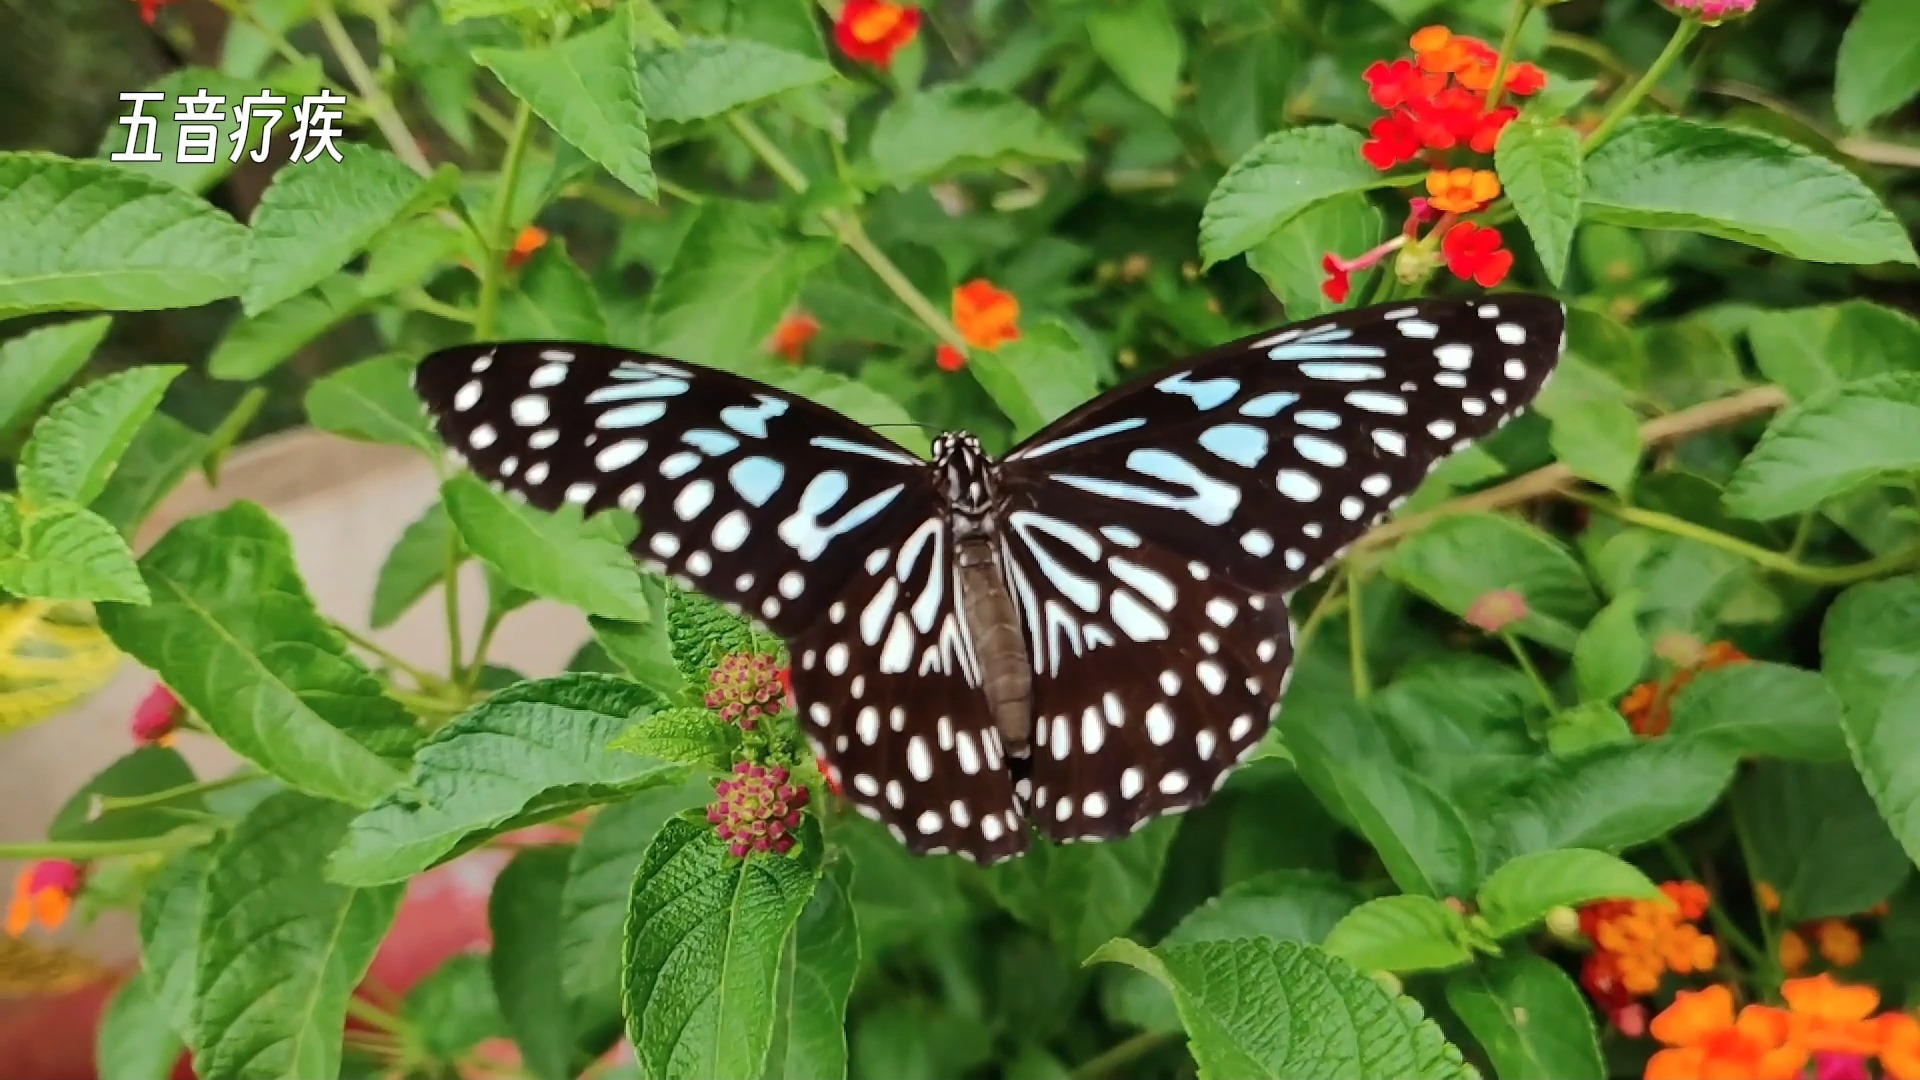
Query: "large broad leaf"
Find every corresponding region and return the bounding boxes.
[243,144,456,313]
[1445,953,1604,1080]
[765,855,860,1080]
[1246,194,1383,319]
[93,412,210,537]
[96,973,182,1080]
[1535,357,1642,493]
[1477,739,1737,864]
[1086,0,1183,114]
[635,37,834,123]
[370,501,464,629]
[986,820,1179,962]
[0,500,148,603]
[1735,761,1910,920]
[1821,577,1920,873]
[207,274,368,381]
[441,474,655,622]
[866,85,1082,188]
[1322,895,1475,974]
[1571,592,1648,703]
[99,503,414,807]
[0,153,248,318]
[1582,117,1918,266]
[19,365,182,507]
[329,675,688,884]
[623,816,822,1080]
[1665,662,1850,762]
[1834,0,1920,130]
[1384,513,1599,651]
[968,320,1099,439]
[1089,937,1475,1079]
[634,201,832,364]
[0,316,111,441]
[190,793,403,1080]
[1200,126,1389,267]
[305,353,434,452]
[139,845,214,1034]
[489,847,577,1080]
[1745,300,1920,402]
[1495,115,1581,286]
[1724,373,1920,520]
[1475,849,1658,939]
[476,20,655,200]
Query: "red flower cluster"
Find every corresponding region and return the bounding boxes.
[704,653,787,731]
[1579,882,1720,1034]
[834,0,921,69]
[707,762,809,858]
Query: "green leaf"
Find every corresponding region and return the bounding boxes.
[1445,953,1603,1080]
[986,820,1179,962]
[1821,576,1920,872]
[0,153,248,318]
[441,474,654,622]
[370,501,463,629]
[1725,373,1920,520]
[243,145,457,314]
[306,352,434,451]
[1089,937,1475,1080]
[636,201,832,364]
[1835,0,1920,130]
[1581,118,1918,266]
[607,704,738,768]
[636,37,835,123]
[48,746,201,842]
[139,845,214,1035]
[1665,662,1850,762]
[207,274,367,381]
[765,856,859,1080]
[97,973,183,1080]
[1535,361,1642,493]
[404,954,507,1064]
[93,412,211,537]
[1572,592,1647,702]
[1480,739,1737,863]
[475,20,655,201]
[190,792,403,1080]
[329,675,689,884]
[1385,513,1599,651]
[489,846,576,1080]
[1736,761,1910,920]
[363,216,466,298]
[969,320,1099,439]
[1746,301,1920,403]
[1246,194,1383,318]
[559,780,714,1012]
[98,503,414,807]
[1476,849,1658,939]
[497,242,612,342]
[94,69,261,193]
[1087,0,1183,114]
[1200,126,1388,267]
[20,365,182,508]
[1494,115,1582,286]
[866,85,1082,187]
[1545,700,1635,757]
[0,500,148,603]
[623,817,822,1080]
[589,599,686,701]
[0,316,111,441]
[1322,896,1474,974]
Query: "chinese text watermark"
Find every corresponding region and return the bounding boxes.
[111,89,349,165]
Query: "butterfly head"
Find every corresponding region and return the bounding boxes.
[931,431,997,518]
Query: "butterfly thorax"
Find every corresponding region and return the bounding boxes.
[932,432,1034,755]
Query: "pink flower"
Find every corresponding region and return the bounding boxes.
[1660,0,1756,25]
[1465,589,1529,633]
[704,654,786,731]
[706,763,810,858]
[131,683,183,746]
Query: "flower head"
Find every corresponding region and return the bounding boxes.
[131,683,182,746]
[1578,881,1718,1013]
[1620,640,1750,737]
[1646,986,1807,1080]
[1881,1013,1920,1080]
[506,226,548,270]
[706,762,810,858]
[6,860,85,936]
[1440,222,1514,288]
[704,653,786,731]
[1464,588,1528,633]
[935,344,967,372]
[1661,0,1757,25]
[1358,25,1544,176]
[952,279,1021,351]
[1320,253,1352,305]
[769,311,820,363]
[1363,58,1445,110]
[1782,974,1882,1055]
[834,0,921,68]
[1781,928,1812,975]
[1816,919,1863,968]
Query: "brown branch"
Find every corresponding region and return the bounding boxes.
[1354,384,1790,552]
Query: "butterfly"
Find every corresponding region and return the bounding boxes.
[414,296,1566,864]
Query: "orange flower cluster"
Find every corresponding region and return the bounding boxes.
[1759,882,1886,976]
[1580,882,1719,1027]
[1620,641,1750,737]
[834,0,921,69]
[937,279,1021,372]
[506,225,548,270]
[6,860,84,936]
[769,311,820,362]
[1647,976,1920,1080]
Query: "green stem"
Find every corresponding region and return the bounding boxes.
[461,608,505,695]
[443,526,466,686]
[1070,1030,1182,1080]
[1582,18,1701,156]
[315,2,434,177]
[332,621,442,689]
[92,771,260,815]
[1501,631,1558,733]
[401,291,474,324]
[1731,801,1785,996]
[1482,0,1529,114]
[1571,493,1920,586]
[726,112,811,192]
[1347,571,1371,700]
[1296,572,1350,655]
[472,103,537,340]
[0,829,215,860]
[207,0,309,68]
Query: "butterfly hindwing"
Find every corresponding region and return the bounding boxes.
[414,341,931,638]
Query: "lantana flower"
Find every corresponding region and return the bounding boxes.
[505,226,548,270]
[1646,985,1807,1080]
[5,860,85,936]
[1619,640,1749,737]
[707,762,809,858]
[705,653,786,731]
[131,682,183,746]
[937,279,1021,372]
[769,311,820,363]
[1440,223,1515,288]
[1464,588,1528,633]
[1661,0,1757,25]
[1578,881,1719,1030]
[834,0,921,69]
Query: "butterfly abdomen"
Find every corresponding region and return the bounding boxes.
[955,532,1033,755]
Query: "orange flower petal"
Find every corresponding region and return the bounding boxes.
[1646,1046,1709,1080]
[1783,973,1880,1022]
[1652,985,1736,1047]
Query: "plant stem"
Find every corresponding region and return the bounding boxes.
[0,829,215,860]
[315,3,435,177]
[443,526,467,686]
[462,607,505,694]
[472,103,536,340]
[92,771,260,815]
[1296,573,1349,655]
[1070,1030,1182,1080]
[1501,631,1558,730]
[1572,494,1920,586]
[1482,0,1529,114]
[206,0,309,68]
[401,291,474,323]
[1347,571,1371,700]
[1582,18,1701,155]
[331,621,441,689]
[1731,801,1784,997]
